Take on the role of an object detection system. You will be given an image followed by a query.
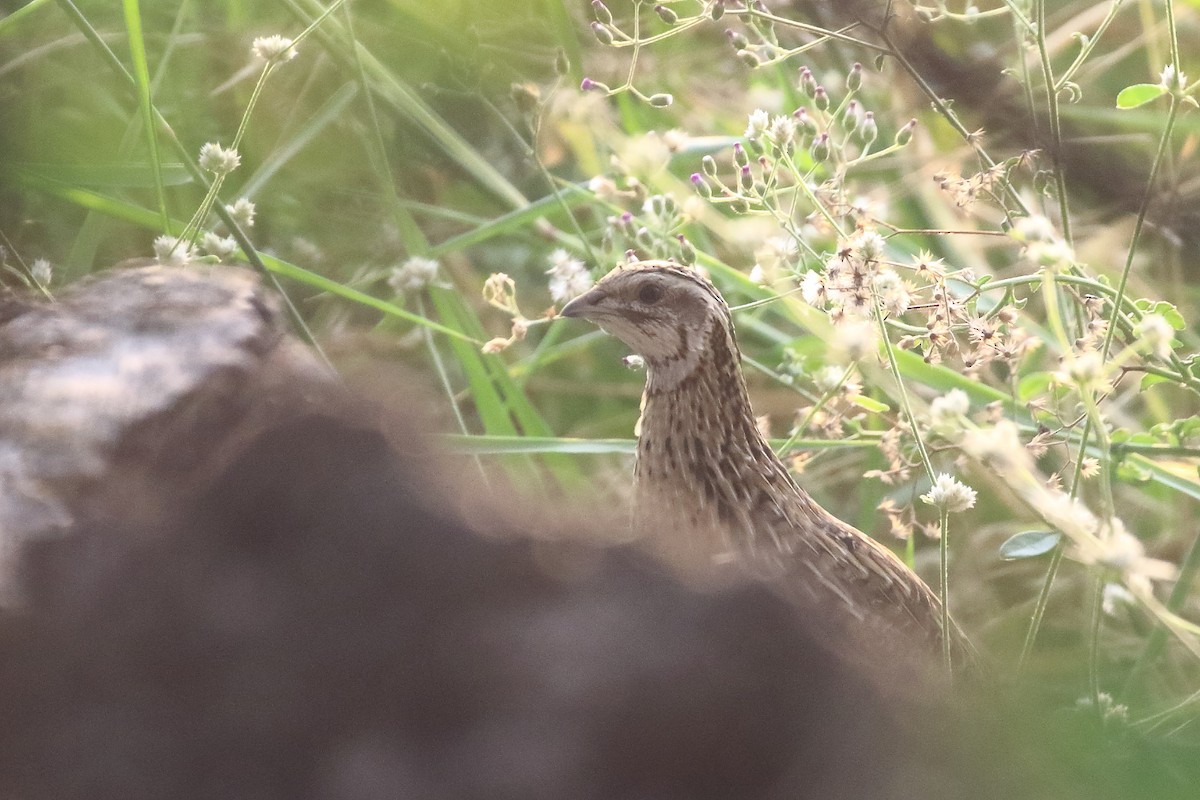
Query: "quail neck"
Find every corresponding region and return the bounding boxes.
[561,263,831,560]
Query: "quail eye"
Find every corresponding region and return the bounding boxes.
[637,283,664,305]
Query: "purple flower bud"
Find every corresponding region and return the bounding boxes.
[654,4,678,24]
[814,86,829,111]
[895,118,917,146]
[811,132,830,162]
[799,66,816,98]
[591,0,612,24]
[847,62,863,92]
[860,111,878,145]
[733,142,749,167]
[590,21,614,45]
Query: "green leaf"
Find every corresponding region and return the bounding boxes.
[1117,461,1153,484]
[999,530,1062,560]
[1141,373,1171,390]
[1116,83,1167,109]
[1018,372,1053,403]
[850,395,889,413]
[12,161,192,188]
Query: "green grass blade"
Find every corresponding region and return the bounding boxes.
[281,0,528,209]
[120,0,168,230]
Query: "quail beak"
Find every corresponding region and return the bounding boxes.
[559,288,606,320]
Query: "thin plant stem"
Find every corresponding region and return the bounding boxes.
[940,505,952,674]
[418,296,489,484]
[1034,0,1072,244]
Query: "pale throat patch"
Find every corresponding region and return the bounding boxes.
[642,315,715,394]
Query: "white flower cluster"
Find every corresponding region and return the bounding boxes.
[920,473,977,513]
[1012,214,1074,272]
[252,35,298,64]
[152,235,195,267]
[226,198,256,228]
[388,256,440,294]
[744,108,798,151]
[546,249,593,303]
[198,142,241,176]
[800,229,910,321]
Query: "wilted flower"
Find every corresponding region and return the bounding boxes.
[482,337,511,354]
[483,272,520,315]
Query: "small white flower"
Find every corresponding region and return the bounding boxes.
[1134,313,1174,359]
[767,114,796,148]
[152,235,195,267]
[252,34,298,64]
[929,388,970,436]
[1055,351,1106,392]
[921,473,977,513]
[832,318,876,363]
[661,128,689,152]
[200,231,238,260]
[225,197,256,228]
[961,419,1028,474]
[812,365,846,394]
[872,268,910,316]
[1026,239,1075,272]
[754,236,798,273]
[1012,214,1058,243]
[1159,64,1186,91]
[851,229,886,261]
[800,270,825,305]
[744,108,770,140]
[388,256,440,294]
[1102,582,1134,616]
[30,258,52,286]
[546,249,593,303]
[587,175,619,201]
[198,142,241,175]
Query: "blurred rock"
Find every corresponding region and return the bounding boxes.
[0,264,329,600]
